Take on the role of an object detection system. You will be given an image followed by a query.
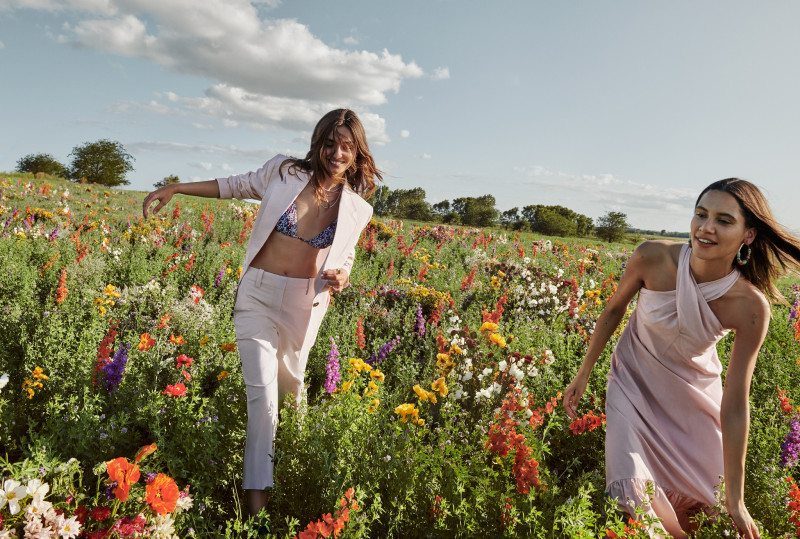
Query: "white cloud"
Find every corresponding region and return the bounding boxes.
[400,129,410,138]
[0,40,5,49]
[421,153,431,159]
[343,36,358,45]
[47,1,424,106]
[431,66,450,80]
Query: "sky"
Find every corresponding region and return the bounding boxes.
[1,0,799,233]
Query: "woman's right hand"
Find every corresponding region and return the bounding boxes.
[142,185,178,218]
[562,372,589,419]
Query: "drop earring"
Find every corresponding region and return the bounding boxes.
[735,243,751,266]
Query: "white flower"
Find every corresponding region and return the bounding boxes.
[482,367,493,377]
[26,479,49,501]
[175,494,194,514]
[57,515,81,538]
[498,360,508,372]
[149,513,177,538]
[542,350,555,366]
[491,382,503,395]
[0,373,8,390]
[509,364,524,381]
[523,257,531,264]
[548,284,558,295]
[453,388,464,400]
[0,479,29,515]
[24,496,52,519]
[461,371,473,382]
[525,409,534,418]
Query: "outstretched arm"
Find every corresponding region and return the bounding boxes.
[721,292,769,539]
[142,181,220,218]
[563,241,665,418]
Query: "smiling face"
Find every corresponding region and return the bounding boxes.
[691,189,756,262]
[320,125,355,180]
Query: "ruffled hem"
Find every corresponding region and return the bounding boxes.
[606,478,707,539]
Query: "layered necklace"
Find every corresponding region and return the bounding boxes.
[318,182,343,209]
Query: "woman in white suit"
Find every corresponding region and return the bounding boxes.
[143,109,381,517]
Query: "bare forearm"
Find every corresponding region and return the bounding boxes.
[721,398,750,504]
[577,304,627,377]
[173,180,220,199]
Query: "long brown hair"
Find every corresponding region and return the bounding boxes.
[695,178,800,303]
[282,109,383,201]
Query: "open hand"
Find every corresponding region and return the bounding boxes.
[142,185,176,218]
[727,500,760,539]
[562,374,589,419]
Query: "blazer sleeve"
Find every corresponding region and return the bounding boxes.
[342,205,374,275]
[216,154,286,201]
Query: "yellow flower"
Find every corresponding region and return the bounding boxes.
[450,344,463,355]
[199,336,209,348]
[367,399,380,413]
[415,419,425,427]
[349,357,373,374]
[217,371,228,380]
[341,380,353,393]
[394,403,420,423]
[498,271,506,278]
[236,266,243,279]
[32,367,49,380]
[479,322,498,333]
[103,284,121,298]
[370,370,385,382]
[413,384,428,400]
[364,381,379,395]
[432,377,448,397]
[489,333,507,348]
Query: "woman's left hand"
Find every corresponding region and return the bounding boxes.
[727,500,761,539]
[322,268,350,293]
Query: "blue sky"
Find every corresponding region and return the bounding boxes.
[1,1,799,232]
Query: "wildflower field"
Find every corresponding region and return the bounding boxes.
[2,173,800,538]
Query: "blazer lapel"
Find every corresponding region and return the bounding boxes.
[323,187,359,271]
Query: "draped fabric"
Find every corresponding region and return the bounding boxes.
[605,244,739,535]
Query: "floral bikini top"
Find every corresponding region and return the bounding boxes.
[275,201,337,249]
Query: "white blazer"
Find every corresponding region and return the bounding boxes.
[217,154,373,350]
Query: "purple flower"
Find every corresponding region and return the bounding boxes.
[214,267,225,288]
[104,482,118,500]
[48,226,59,241]
[367,335,401,366]
[102,344,130,393]
[781,415,800,468]
[414,303,426,338]
[324,337,341,394]
[144,471,158,484]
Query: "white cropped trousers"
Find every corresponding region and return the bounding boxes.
[234,267,317,490]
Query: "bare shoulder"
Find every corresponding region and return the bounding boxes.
[631,240,682,265]
[717,278,770,332]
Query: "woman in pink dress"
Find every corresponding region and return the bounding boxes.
[563,179,800,538]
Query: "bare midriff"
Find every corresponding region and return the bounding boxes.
[249,232,323,278]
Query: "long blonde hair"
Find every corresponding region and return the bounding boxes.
[695,178,800,303]
[282,109,383,202]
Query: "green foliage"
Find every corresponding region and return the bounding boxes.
[0,172,798,537]
[68,139,135,186]
[154,174,181,189]
[522,204,593,237]
[452,195,498,227]
[595,211,629,243]
[15,153,69,178]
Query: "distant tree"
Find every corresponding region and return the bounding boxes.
[533,207,577,237]
[153,174,180,189]
[500,207,520,229]
[453,195,497,227]
[370,185,392,216]
[576,215,594,237]
[16,153,68,178]
[68,139,134,186]
[386,187,432,221]
[595,211,629,243]
[432,200,451,222]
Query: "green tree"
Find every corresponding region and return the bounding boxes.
[386,188,432,221]
[153,174,180,189]
[595,211,629,243]
[453,195,497,227]
[500,207,520,229]
[16,153,68,178]
[370,185,392,216]
[68,139,134,186]
[432,200,451,222]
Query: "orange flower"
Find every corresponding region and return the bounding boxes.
[221,342,236,352]
[175,354,193,369]
[169,334,185,345]
[158,313,172,329]
[162,383,187,397]
[134,443,158,463]
[55,267,68,304]
[105,457,140,502]
[138,333,155,351]
[145,473,179,515]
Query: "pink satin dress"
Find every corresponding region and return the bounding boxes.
[605,244,739,537]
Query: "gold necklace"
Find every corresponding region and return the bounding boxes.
[318,188,342,209]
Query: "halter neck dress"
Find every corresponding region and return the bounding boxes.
[605,243,740,536]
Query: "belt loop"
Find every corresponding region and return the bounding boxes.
[306,278,311,295]
[256,268,264,288]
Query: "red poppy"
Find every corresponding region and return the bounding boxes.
[138,333,155,352]
[145,474,179,515]
[105,457,140,502]
[175,354,193,369]
[162,383,187,397]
